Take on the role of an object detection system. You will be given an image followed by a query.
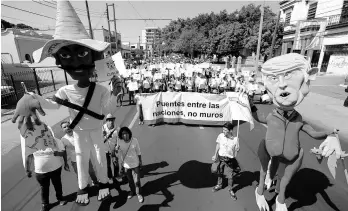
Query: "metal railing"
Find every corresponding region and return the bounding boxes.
[1,67,69,108]
[327,14,348,26]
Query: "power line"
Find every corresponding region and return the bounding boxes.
[31,0,102,18]
[44,0,104,15]
[1,4,56,20]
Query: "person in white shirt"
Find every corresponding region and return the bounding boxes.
[127,78,139,105]
[142,77,151,93]
[199,76,207,93]
[185,77,193,92]
[174,77,182,92]
[102,114,120,184]
[211,122,240,200]
[115,127,144,203]
[20,118,69,211]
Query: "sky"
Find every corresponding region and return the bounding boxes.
[1,0,280,44]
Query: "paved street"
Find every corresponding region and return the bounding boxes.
[310,75,347,101]
[2,104,348,211]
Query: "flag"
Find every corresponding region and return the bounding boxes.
[112,52,127,77]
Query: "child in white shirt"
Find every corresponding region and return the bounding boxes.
[212,122,240,200]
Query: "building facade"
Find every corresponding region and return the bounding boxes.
[93,27,122,56]
[1,28,53,64]
[280,0,348,75]
[141,27,162,58]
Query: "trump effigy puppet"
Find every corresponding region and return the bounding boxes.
[251,53,343,211]
[12,0,123,206]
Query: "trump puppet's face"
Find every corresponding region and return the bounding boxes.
[262,69,310,110]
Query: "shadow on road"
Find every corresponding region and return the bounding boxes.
[286,168,341,211]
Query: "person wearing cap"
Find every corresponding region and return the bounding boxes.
[251,53,342,211]
[211,122,240,200]
[11,0,123,206]
[103,114,120,184]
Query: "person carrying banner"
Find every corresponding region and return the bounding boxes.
[211,122,240,200]
[20,118,69,211]
[11,0,123,206]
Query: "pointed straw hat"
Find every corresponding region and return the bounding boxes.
[33,0,110,63]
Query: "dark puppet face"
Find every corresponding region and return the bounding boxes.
[55,44,96,81]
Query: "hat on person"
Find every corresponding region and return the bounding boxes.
[33,0,110,63]
[106,114,115,120]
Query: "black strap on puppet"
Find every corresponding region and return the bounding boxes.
[52,82,105,130]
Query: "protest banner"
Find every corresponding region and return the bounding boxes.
[154,73,163,80]
[112,52,127,76]
[145,71,152,78]
[138,92,254,128]
[94,57,118,82]
[133,73,141,81]
[128,81,139,91]
[185,71,193,77]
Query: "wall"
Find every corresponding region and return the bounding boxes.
[316,0,343,18]
[141,30,146,43]
[15,36,49,63]
[1,30,20,63]
[280,0,309,25]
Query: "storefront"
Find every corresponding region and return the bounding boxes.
[318,34,348,75]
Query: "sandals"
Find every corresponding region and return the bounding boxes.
[229,190,237,201]
[76,186,90,206]
[97,182,111,201]
[212,185,222,192]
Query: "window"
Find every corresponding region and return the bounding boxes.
[285,12,292,25]
[342,0,348,21]
[307,2,318,20]
[140,46,143,50]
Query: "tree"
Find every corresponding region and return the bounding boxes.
[159,3,283,58]
[1,19,39,30]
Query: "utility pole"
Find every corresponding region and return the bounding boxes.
[138,36,140,49]
[255,4,264,72]
[106,4,112,53]
[112,3,117,52]
[270,11,281,59]
[85,0,94,39]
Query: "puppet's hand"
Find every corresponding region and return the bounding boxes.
[255,187,270,211]
[319,131,342,159]
[11,94,45,129]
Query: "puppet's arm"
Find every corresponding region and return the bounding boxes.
[301,123,330,139]
[250,105,267,124]
[30,93,61,110]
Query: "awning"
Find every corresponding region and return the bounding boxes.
[323,34,348,45]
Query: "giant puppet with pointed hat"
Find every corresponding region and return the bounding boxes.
[249,53,344,211]
[12,0,124,206]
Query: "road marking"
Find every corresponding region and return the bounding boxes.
[199,126,204,129]
[129,110,139,129]
[311,85,340,87]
